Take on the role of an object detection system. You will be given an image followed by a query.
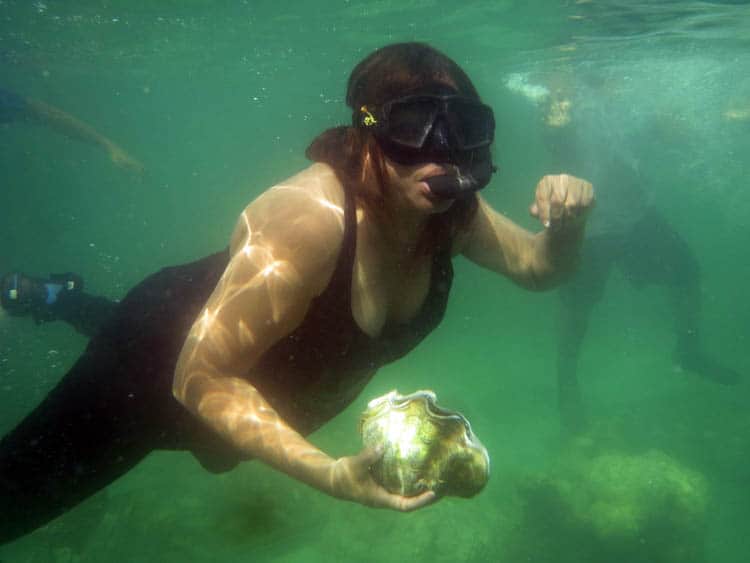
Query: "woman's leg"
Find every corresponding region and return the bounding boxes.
[0,345,155,544]
[0,250,233,545]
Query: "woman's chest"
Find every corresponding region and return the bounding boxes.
[350,243,434,338]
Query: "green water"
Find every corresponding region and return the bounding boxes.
[1,1,748,561]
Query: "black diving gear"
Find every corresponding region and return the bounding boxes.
[357,94,496,199]
[0,272,114,336]
[1,272,82,318]
[359,94,495,152]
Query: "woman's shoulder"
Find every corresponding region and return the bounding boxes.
[249,162,345,214]
[229,163,347,266]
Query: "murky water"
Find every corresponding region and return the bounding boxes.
[1,1,748,561]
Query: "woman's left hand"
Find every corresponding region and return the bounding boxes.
[529,174,594,233]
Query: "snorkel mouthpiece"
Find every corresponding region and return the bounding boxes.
[425,172,479,198]
[425,153,495,199]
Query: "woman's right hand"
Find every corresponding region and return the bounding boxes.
[328,446,438,511]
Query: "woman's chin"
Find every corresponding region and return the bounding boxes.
[424,198,455,214]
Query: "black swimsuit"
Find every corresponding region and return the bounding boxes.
[0,180,453,544]
[252,177,453,435]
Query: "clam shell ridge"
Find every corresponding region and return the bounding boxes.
[359,390,490,497]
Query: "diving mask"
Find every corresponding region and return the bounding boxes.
[357,94,496,198]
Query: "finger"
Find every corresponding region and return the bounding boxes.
[398,490,438,512]
[581,181,595,208]
[563,184,581,217]
[375,489,437,512]
[356,445,385,468]
[564,180,593,218]
[548,176,566,226]
[535,178,552,227]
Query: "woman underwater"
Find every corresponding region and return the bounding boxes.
[0,42,593,544]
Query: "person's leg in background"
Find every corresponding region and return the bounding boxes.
[557,235,616,434]
[621,211,742,386]
[1,272,117,337]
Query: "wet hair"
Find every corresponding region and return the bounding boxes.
[306,42,481,254]
[346,42,480,109]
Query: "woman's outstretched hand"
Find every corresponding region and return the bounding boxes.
[328,446,437,511]
[529,174,594,232]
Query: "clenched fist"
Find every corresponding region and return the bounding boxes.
[529,174,594,233]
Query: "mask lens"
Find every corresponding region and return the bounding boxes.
[384,97,440,149]
[448,98,495,150]
[368,95,495,166]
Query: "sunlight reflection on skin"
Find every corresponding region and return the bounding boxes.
[189,185,344,350]
[172,157,569,509]
[171,166,454,510]
[172,169,353,494]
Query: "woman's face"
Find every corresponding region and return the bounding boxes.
[383,157,456,215]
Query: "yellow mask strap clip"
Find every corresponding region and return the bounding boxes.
[360,105,377,127]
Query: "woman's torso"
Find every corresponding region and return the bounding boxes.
[97,164,456,468]
[247,164,454,434]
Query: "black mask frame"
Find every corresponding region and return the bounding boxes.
[355,94,497,198]
[357,94,495,156]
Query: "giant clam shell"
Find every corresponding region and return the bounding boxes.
[359,390,490,498]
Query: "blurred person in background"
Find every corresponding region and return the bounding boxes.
[1,86,143,174]
[537,75,742,433]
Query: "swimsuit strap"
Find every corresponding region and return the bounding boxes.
[313,176,357,307]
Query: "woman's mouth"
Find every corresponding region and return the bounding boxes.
[418,166,449,182]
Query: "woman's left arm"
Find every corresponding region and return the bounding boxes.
[459,174,594,291]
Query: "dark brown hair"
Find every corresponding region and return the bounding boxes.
[306,42,481,254]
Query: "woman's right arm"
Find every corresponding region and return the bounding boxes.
[174,170,434,511]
